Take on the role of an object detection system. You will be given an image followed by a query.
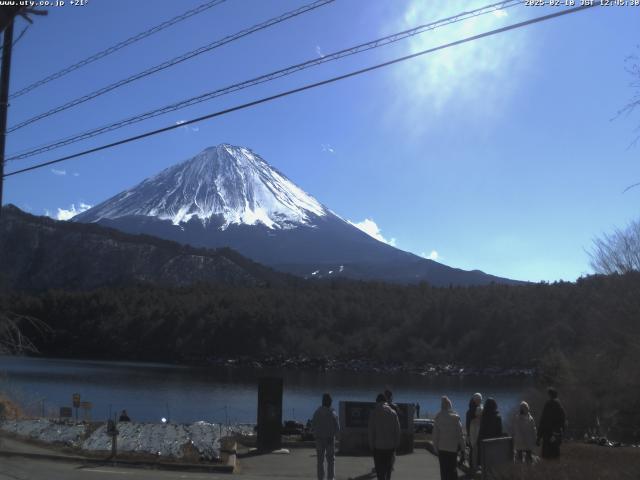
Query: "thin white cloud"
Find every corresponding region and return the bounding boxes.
[321,143,335,154]
[389,1,527,123]
[349,218,397,246]
[54,202,92,221]
[316,45,325,58]
[421,250,440,261]
[176,119,199,133]
[72,172,80,177]
[51,168,66,176]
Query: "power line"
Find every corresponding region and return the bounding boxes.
[3,3,599,179]
[0,25,28,52]
[9,0,227,99]
[7,0,335,133]
[6,0,522,161]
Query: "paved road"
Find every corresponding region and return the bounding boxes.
[0,436,453,479]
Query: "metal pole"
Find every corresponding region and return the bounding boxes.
[0,19,14,216]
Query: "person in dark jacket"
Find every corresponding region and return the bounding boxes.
[312,393,340,480]
[536,388,566,459]
[477,398,503,465]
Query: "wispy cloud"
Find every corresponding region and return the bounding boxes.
[53,202,92,221]
[321,143,335,154]
[176,119,199,133]
[349,218,397,246]
[51,168,66,176]
[316,45,325,58]
[388,0,527,126]
[72,172,80,177]
[421,250,440,261]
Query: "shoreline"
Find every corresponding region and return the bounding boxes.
[16,353,537,378]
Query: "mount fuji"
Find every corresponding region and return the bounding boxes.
[75,144,517,286]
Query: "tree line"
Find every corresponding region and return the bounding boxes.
[2,272,639,369]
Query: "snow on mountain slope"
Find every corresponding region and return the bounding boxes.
[77,144,327,230]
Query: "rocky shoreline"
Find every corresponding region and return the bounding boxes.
[199,356,536,377]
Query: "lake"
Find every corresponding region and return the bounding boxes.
[0,356,534,425]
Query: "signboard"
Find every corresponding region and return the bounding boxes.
[481,437,514,480]
[72,393,81,408]
[339,401,415,454]
[343,401,412,430]
[257,377,283,451]
[343,401,373,429]
[59,407,72,418]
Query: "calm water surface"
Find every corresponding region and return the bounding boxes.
[1,356,534,424]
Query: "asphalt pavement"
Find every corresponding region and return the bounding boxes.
[0,435,453,479]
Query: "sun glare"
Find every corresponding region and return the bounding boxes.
[391,1,529,119]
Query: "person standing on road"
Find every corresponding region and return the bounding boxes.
[465,393,482,470]
[368,393,401,480]
[477,398,503,465]
[311,393,340,480]
[513,401,537,463]
[537,388,566,459]
[433,396,465,480]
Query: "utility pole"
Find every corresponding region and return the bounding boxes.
[0,18,14,217]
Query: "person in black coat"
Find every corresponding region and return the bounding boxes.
[537,388,566,459]
[118,409,131,422]
[477,398,503,465]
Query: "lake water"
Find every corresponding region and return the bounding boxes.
[0,356,534,425]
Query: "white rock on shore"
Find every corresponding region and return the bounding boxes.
[0,419,87,447]
[1,419,230,461]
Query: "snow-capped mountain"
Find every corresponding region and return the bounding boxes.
[76,144,518,286]
[81,144,327,230]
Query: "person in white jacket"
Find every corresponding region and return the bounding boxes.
[433,396,465,480]
[368,393,401,480]
[513,401,537,464]
[311,393,340,480]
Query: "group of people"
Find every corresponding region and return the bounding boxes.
[435,387,566,479]
[311,390,401,480]
[310,387,566,480]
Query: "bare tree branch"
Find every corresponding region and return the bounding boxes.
[589,220,640,274]
[0,312,50,355]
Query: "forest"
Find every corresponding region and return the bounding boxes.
[2,272,638,368]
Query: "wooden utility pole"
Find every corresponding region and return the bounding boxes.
[0,18,14,217]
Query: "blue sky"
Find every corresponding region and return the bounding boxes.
[3,0,640,282]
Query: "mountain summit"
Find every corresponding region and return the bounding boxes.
[76,144,518,286]
[79,144,327,230]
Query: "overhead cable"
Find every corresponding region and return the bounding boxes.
[6,0,521,161]
[3,3,600,179]
[9,0,227,99]
[7,0,335,133]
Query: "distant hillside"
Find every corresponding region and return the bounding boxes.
[0,205,292,290]
[75,144,521,286]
